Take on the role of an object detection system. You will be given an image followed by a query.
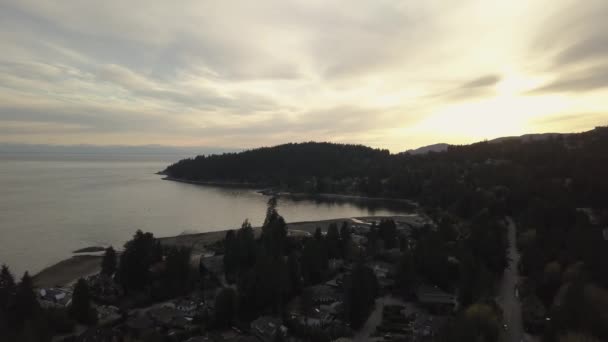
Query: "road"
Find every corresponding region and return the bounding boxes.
[497,217,524,342]
[353,297,384,342]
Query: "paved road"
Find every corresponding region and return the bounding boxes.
[497,217,524,342]
[353,297,384,342]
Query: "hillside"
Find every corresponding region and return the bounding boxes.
[163,127,608,206]
[404,143,450,155]
[163,142,392,193]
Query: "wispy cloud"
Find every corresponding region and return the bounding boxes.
[0,0,607,150]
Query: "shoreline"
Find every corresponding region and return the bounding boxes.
[33,255,103,288]
[32,214,424,288]
[162,176,418,206]
[161,176,265,188]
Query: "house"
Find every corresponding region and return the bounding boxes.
[328,259,345,272]
[350,234,368,246]
[126,314,154,335]
[184,337,212,342]
[200,255,224,276]
[96,305,122,326]
[75,327,123,342]
[174,298,205,318]
[320,301,343,317]
[333,338,353,342]
[416,285,457,313]
[325,274,344,288]
[308,284,341,304]
[38,287,72,308]
[367,261,395,279]
[86,274,122,304]
[148,306,179,326]
[251,316,286,342]
[200,255,226,286]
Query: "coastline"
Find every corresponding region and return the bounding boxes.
[33,255,102,288]
[161,176,265,188]
[162,176,418,207]
[32,214,423,288]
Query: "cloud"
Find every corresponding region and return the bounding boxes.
[533,0,608,67]
[530,113,607,131]
[460,75,501,89]
[0,0,607,150]
[423,74,501,101]
[530,64,608,93]
[529,0,608,93]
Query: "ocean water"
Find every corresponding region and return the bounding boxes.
[0,153,409,276]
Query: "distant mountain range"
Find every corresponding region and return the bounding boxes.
[405,132,574,155]
[404,143,450,155]
[0,143,240,156]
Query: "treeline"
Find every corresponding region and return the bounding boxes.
[516,199,608,340]
[163,127,608,214]
[0,265,90,341]
[163,142,390,193]
[115,231,197,302]
[0,229,197,341]
[218,198,377,333]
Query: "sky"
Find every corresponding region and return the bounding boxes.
[0,0,606,152]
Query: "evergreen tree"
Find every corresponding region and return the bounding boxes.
[236,219,256,270]
[223,230,237,282]
[261,198,288,258]
[15,272,40,330]
[396,247,416,297]
[0,265,16,309]
[314,227,323,241]
[214,288,236,329]
[344,263,378,328]
[326,223,340,259]
[101,246,117,276]
[301,237,328,285]
[287,252,302,296]
[69,278,97,325]
[118,230,158,292]
[378,219,398,249]
[161,246,192,297]
[339,221,352,258]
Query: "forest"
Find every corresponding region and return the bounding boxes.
[163,126,608,341]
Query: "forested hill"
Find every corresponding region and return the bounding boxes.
[162,142,391,189]
[163,127,608,209]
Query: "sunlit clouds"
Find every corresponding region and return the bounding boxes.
[0,0,606,151]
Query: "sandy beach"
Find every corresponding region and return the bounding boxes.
[32,214,422,288]
[33,255,103,288]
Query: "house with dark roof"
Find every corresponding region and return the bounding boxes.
[416,285,457,313]
[251,316,286,342]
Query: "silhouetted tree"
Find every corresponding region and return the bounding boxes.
[0,265,16,309]
[101,246,117,276]
[223,230,237,283]
[339,221,352,258]
[15,272,39,329]
[326,223,340,259]
[161,246,192,297]
[396,247,416,297]
[118,230,159,292]
[69,279,97,325]
[378,219,397,249]
[301,236,328,285]
[261,197,288,258]
[344,262,378,328]
[214,288,236,329]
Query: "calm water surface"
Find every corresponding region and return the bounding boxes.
[0,153,409,276]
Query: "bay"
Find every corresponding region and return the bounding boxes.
[0,153,409,276]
